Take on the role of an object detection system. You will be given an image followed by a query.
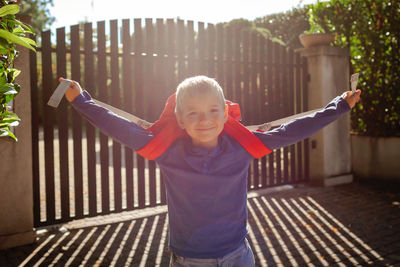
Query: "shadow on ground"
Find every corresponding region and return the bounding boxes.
[1,182,400,266]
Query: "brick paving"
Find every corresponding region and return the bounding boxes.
[1,181,400,267]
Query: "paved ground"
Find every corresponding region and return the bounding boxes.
[1,180,400,267]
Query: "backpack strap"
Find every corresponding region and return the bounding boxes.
[136,94,272,160]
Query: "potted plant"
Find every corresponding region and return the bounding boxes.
[299,8,335,48]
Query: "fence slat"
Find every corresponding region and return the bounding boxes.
[156,19,167,205]
[216,24,224,88]
[56,27,70,221]
[186,21,195,78]
[250,33,259,124]
[144,18,157,207]
[242,31,250,125]
[225,27,233,100]
[295,53,303,182]
[84,23,97,216]
[110,19,123,212]
[97,20,110,214]
[134,18,146,209]
[233,27,241,105]
[41,31,56,224]
[197,22,205,75]
[266,39,274,186]
[167,19,176,92]
[250,33,259,189]
[288,49,296,183]
[207,24,215,77]
[259,35,267,188]
[30,35,40,226]
[177,19,186,81]
[155,19,166,114]
[302,57,310,181]
[282,46,289,184]
[70,24,84,219]
[240,31,252,190]
[274,42,282,185]
[121,19,134,210]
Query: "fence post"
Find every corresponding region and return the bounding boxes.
[297,46,352,186]
[0,15,35,249]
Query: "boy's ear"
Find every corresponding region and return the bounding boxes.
[223,104,228,123]
[175,113,186,129]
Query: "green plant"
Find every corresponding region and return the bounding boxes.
[254,7,310,49]
[222,18,285,46]
[311,0,400,137]
[0,1,36,141]
[20,0,55,33]
[305,8,327,34]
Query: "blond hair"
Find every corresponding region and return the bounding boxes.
[175,76,225,114]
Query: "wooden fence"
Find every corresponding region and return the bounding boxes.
[30,18,309,227]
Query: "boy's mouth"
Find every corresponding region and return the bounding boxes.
[196,126,215,131]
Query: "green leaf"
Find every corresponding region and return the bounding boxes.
[0,128,8,137]
[0,74,7,88]
[14,19,35,34]
[9,120,19,127]
[0,5,20,17]
[3,110,17,117]
[0,119,19,127]
[0,29,36,51]
[0,21,7,30]
[0,118,19,125]
[11,69,21,80]
[19,37,36,47]
[0,119,20,127]
[0,37,9,49]
[7,129,17,141]
[12,26,24,35]
[4,91,18,103]
[0,84,17,95]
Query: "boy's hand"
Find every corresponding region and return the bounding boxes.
[256,122,272,132]
[62,78,83,102]
[342,89,361,109]
[137,119,153,129]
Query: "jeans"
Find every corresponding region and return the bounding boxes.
[169,238,255,267]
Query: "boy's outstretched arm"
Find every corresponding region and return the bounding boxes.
[254,90,361,150]
[65,80,154,150]
[66,80,154,129]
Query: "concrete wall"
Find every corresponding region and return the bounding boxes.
[298,46,353,186]
[351,135,400,181]
[0,16,35,250]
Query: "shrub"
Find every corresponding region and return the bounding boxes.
[254,7,310,49]
[311,0,400,137]
[0,1,36,141]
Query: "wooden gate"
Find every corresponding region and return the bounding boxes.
[30,19,309,227]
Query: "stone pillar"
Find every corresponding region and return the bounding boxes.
[0,16,35,249]
[298,46,353,186]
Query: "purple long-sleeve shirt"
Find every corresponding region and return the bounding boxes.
[71,91,350,258]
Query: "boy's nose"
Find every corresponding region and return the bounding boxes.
[198,112,208,122]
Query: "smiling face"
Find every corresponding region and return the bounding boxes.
[176,91,228,150]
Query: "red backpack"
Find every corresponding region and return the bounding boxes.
[136,94,272,160]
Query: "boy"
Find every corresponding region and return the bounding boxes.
[65,76,361,266]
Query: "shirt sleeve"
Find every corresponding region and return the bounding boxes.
[70,90,154,150]
[254,96,351,150]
